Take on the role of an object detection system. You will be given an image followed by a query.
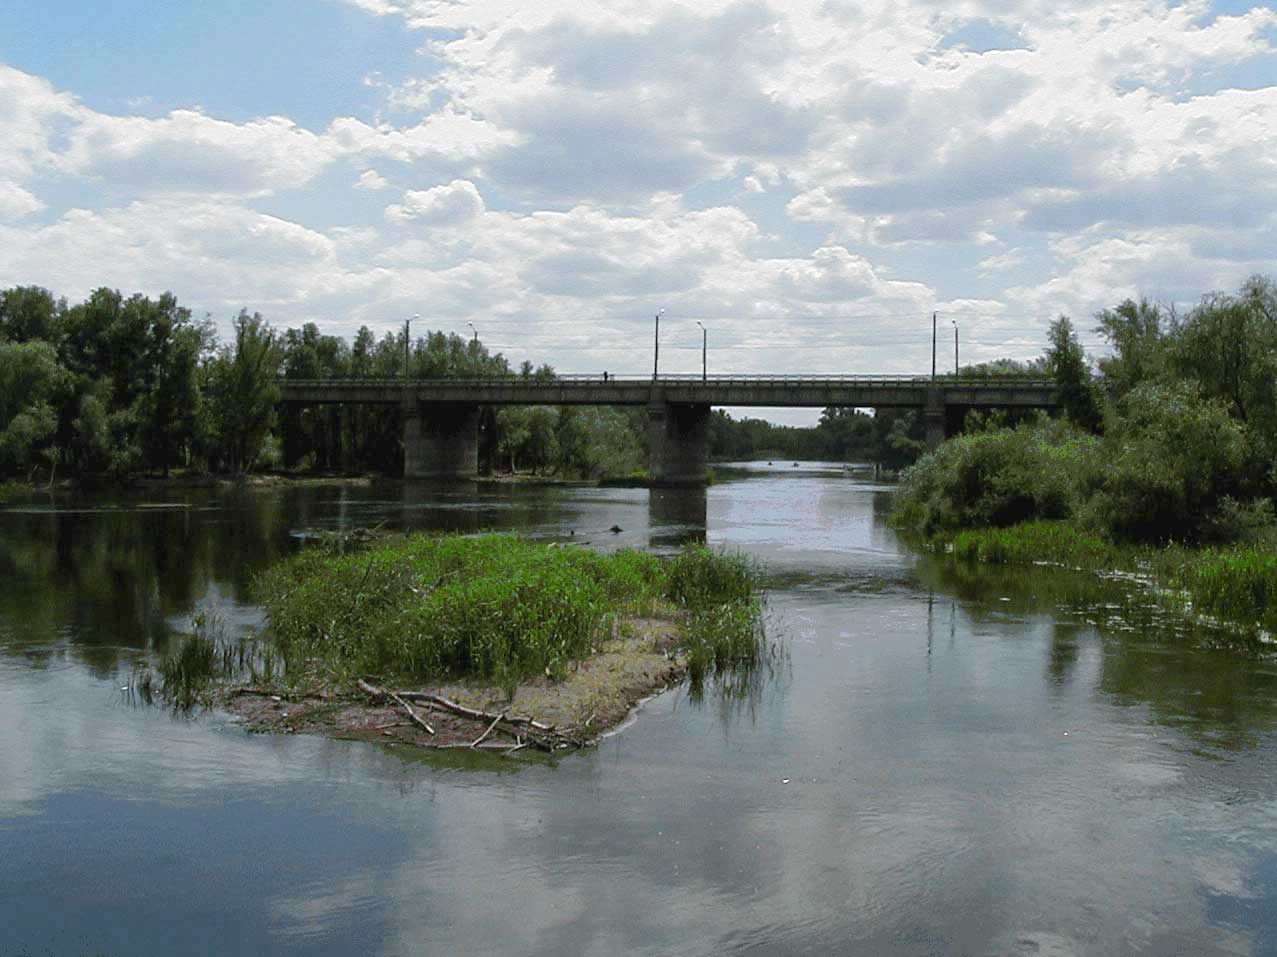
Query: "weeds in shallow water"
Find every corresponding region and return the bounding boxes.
[1174,548,1277,633]
[255,534,768,693]
[949,522,1118,567]
[939,520,1277,638]
[137,611,281,711]
[683,597,765,693]
[156,633,218,710]
[665,545,759,606]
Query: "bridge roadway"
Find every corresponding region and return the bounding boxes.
[279,374,1059,485]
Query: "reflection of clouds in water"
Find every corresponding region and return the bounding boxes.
[6,478,1277,953]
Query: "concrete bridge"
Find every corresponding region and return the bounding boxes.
[279,374,1059,485]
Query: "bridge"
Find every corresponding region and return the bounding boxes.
[280,374,1059,485]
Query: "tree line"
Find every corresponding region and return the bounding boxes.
[900,275,1277,544]
[1,284,930,482]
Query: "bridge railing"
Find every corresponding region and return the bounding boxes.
[280,375,1057,389]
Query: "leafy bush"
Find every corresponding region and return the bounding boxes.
[895,420,1099,536]
[1082,383,1250,543]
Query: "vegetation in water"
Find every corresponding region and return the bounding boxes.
[254,534,766,694]
[136,612,281,711]
[930,521,1277,639]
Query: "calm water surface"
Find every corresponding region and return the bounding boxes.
[3,464,1277,956]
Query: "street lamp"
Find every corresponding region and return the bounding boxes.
[653,308,665,380]
[951,319,959,375]
[404,312,419,382]
[931,311,937,380]
[467,321,477,344]
[695,320,706,382]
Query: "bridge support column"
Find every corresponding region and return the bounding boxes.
[404,403,479,479]
[648,402,710,486]
[924,390,946,451]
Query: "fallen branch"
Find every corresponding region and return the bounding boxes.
[357,679,434,735]
[389,691,435,735]
[356,680,568,751]
[390,689,557,735]
[472,712,504,748]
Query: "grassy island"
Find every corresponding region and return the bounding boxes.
[155,534,769,753]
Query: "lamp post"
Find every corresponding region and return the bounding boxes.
[931,311,937,380]
[696,320,706,382]
[467,321,477,344]
[952,320,959,375]
[653,308,665,380]
[404,312,418,382]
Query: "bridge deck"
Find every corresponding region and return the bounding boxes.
[279,375,1058,409]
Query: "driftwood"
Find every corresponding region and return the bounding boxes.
[356,680,569,752]
[472,713,504,748]
[357,679,435,735]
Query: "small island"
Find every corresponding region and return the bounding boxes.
[145,534,768,754]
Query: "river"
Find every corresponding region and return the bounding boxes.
[3,463,1277,956]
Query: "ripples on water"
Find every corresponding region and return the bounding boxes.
[2,465,1277,955]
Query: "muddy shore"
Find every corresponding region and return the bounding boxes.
[217,615,689,755]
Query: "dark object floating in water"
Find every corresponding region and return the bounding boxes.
[609,525,623,533]
[792,462,799,467]
[768,461,773,465]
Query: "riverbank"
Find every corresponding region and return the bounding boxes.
[152,533,767,752]
[923,520,1277,639]
[217,612,690,753]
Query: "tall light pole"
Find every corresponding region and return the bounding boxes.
[467,321,477,344]
[952,319,959,375]
[653,308,665,380]
[696,320,706,382]
[931,311,937,380]
[404,312,418,382]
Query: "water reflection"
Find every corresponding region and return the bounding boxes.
[647,487,707,548]
[4,472,1277,955]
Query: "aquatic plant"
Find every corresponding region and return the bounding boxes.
[255,534,766,693]
[156,633,219,710]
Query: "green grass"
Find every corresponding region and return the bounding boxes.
[949,521,1119,568]
[1174,548,1277,633]
[254,534,765,693]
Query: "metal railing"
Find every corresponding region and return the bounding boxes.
[281,374,1056,389]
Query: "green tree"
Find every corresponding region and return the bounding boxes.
[1093,298,1166,399]
[1045,315,1101,432]
[0,286,61,344]
[1085,382,1249,542]
[0,341,70,475]
[204,311,283,474]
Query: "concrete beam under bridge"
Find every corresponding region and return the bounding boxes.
[404,403,479,479]
[648,402,710,487]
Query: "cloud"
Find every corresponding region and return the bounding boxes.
[355,169,389,190]
[0,182,43,220]
[0,0,1275,385]
[385,179,485,224]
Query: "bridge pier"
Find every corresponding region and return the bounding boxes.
[403,403,479,479]
[648,402,710,486]
[924,408,947,450]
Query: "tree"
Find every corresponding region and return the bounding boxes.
[0,341,70,475]
[204,311,283,474]
[0,286,61,344]
[1093,298,1166,399]
[1045,316,1101,432]
[1086,383,1249,542]
[1171,286,1277,431]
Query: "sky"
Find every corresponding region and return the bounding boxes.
[1,0,1275,423]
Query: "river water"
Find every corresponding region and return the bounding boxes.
[3,464,1277,956]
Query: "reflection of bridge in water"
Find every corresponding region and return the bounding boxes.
[281,375,1059,486]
